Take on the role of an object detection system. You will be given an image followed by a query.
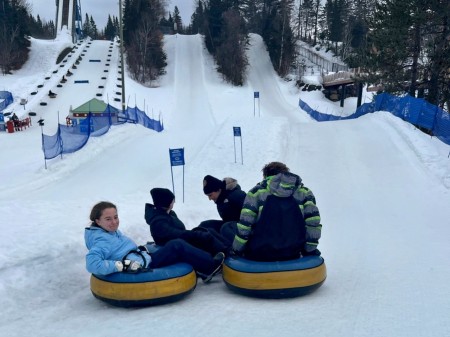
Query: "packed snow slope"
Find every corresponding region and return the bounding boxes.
[0,33,449,337]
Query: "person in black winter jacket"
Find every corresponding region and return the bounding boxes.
[199,175,246,242]
[145,188,228,256]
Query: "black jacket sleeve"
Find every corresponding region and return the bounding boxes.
[149,215,187,245]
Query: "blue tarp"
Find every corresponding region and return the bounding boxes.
[0,91,13,112]
[299,93,450,146]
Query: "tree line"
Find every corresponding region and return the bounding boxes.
[148,0,448,109]
[182,0,449,109]
[1,0,448,109]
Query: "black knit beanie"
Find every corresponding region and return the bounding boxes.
[150,188,175,208]
[203,175,224,194]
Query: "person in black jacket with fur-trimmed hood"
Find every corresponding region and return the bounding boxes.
[199,175,247,243]
[145,188,228,256]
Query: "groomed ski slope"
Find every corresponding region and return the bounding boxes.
[0,33,449,337]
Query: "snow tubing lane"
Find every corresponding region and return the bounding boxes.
[222,255,326,298]
[90,263,197,307]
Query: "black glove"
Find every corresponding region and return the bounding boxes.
[138,245,150,254]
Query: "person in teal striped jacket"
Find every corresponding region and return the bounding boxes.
[230,162,322,261]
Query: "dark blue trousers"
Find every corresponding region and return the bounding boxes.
[198,219,224,233]
[150,239,217,275]
[198,219,237,247]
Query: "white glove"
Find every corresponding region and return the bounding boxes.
[123,259,142,271]
[115,260,142,272]
[115,261,124,272]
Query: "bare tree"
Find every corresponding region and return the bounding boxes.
[124,0,167,85]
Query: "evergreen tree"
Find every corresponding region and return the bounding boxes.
[173,6,183,33]
[28,14,55,39]
[104,15,116,40]
[114,16,120,37]
[241,0,278,36]
[44,20,56,38]
[0,0,31,73]
[204,0,228,53]
[80,14,99,39]
[363,0,427,96]
[159,15,172,34]
[299,0,314,42]
[261,0,296,77]
[89,15,98,39]
[36,15,43,31]
[324,0,345,53]
[191,0,206,34]
[419,0,449,108]
[82,13,92,37]
[167,13,175,31]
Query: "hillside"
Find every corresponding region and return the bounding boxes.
[0,33,449,337]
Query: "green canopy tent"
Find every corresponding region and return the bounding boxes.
[69,98,120,124]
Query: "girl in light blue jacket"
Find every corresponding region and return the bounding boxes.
[85,201,224,283]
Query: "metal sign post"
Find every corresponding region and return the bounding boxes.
[169,148,185,202]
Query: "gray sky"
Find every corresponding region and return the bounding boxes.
[29,0,196,29]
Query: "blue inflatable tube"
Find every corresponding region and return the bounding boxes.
[222,255,326,298]
[90,263,197,307]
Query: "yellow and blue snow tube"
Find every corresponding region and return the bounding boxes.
[223,255,326,298]
[90,263,197,307]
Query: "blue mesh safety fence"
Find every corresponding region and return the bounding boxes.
[42,131,63,160]
[0,91,14,111]
[299,93,450,146]
[42,102,163,160]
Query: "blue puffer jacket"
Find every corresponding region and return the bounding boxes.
[84,224,151,275]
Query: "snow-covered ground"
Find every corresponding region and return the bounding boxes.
[0,30,449,337]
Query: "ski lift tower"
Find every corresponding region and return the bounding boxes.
[55,0,83,42]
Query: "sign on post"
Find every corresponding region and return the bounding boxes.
[169,148,185,202]
[233,127,243,165]
[254,91,260,117]
[169,148,185,166]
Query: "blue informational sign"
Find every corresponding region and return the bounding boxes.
[169,148,185,166]
[254,91,260,98]
[0,113,4,123]
[169,148,186,202]
[233,127,243,165]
